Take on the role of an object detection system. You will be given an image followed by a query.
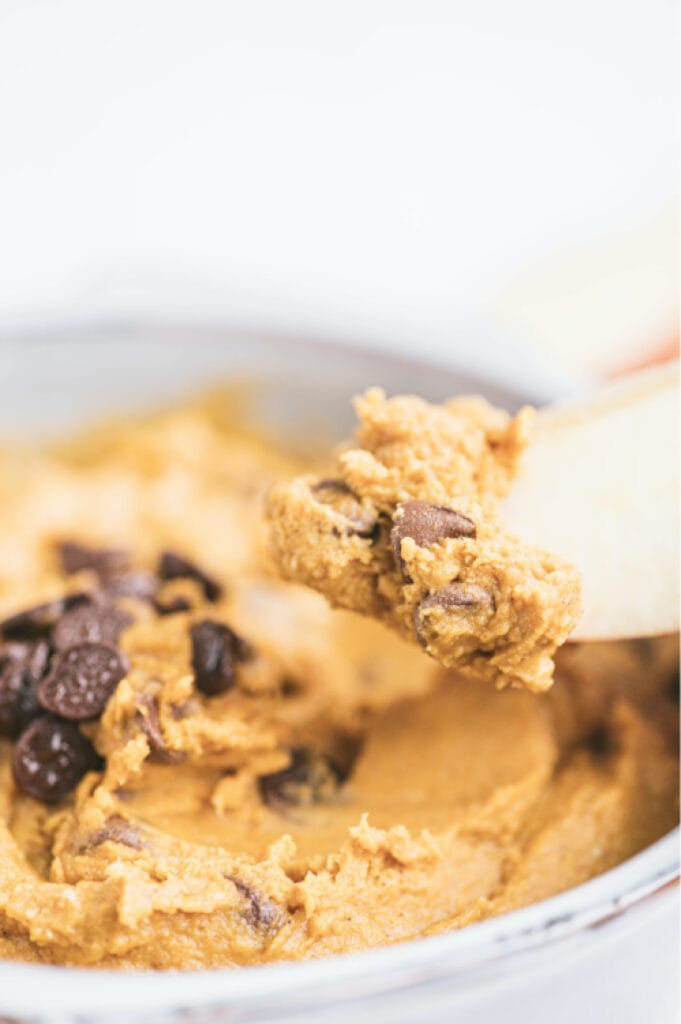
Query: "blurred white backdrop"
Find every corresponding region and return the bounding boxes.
[0,0,677,385]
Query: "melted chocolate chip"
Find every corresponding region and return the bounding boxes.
[225,875,280,929]
[190,620,251,697]
[58,541,130,578]
[158,551,223,603]
[391,501,476,575]
[0,640,51,738]
[0,593,90,641]
[311,479,378,538]
[12,716,102,803]
[257,748,343,810]
[38,644,128,720]
[86,815,145,851]
[52,602,133,651]
[136,692,186,764]
[414,583,494,647]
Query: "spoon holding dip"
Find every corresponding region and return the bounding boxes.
[502,361,679,642]
[267,362,678,690]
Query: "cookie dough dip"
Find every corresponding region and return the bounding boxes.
[267,388,581,692]
[0,394,677,969]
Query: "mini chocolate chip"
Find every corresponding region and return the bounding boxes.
[38,644,128,720]
[311,479,378,538]
[52,602,133,651]
[12,716,102,803]
[58,541,130,578]
[225,875,280,929]
[391,500,476,575]
[152,595,193,616]
[86,815,145,851]
[414,583,494,648]
[101,570,159,602]
[135,692,186,764]
[257,748,342,810]
[0,642,30,670]
[190,620,251,697]
[158,551,223,603]
[0,593,90,641]
[0,640,52,738]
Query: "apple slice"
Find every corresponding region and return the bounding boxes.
[502,362,679,641]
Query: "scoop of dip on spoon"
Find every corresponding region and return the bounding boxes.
[267,361,679,690]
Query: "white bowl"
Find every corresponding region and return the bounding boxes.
[0,319,678,1024]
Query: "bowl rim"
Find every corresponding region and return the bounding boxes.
[0,311,579,407]
[0,315,677,1016]
[0,833,676,1016]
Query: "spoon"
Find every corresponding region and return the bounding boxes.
[502,361,679,641]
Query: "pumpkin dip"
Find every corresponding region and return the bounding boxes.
[0,394,676,968]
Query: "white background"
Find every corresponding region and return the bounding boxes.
[0,0,677,384]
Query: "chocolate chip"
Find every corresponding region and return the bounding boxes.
[257,748,343,810]
[86,815,145,851]
[420,583,492,611]
[391,501,476,574]
[414,583,494,648]
[190,620,251,697]
[135,692,186,764]
[52,602,133,651]
[0,640,51,679]
[0,593,90,641]
[329,734,363,783]
[158,551,222,603]
[311,479,378,538]
[38,644,128,720]
[0,641,51,738]
[58,541,130,578]
[12,716,102,803]
[100,570,159,603]
[224,875,280,929]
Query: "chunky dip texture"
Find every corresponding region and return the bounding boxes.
[267,388,581,692]
[0,396,677,969]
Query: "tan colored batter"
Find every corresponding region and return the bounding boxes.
[267,388,581,692]
[0,396,677,969]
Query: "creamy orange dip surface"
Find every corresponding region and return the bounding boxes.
[0,395,677,969]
